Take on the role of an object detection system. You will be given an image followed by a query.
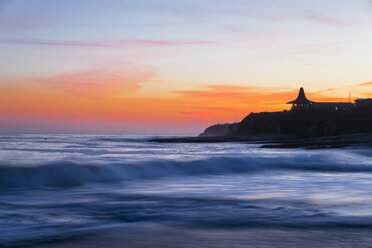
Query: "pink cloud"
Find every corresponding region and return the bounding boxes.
[37,63,157,97]
[0,37,346,54]
[0,38,217,48]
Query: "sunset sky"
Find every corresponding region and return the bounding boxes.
[0,0,371,134]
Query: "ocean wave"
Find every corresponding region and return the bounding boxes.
[2,193,372,247]
[1,154,372,189]
[94,135,177,143]
[95,137,150,143]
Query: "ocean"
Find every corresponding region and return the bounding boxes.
[1,134,372,247]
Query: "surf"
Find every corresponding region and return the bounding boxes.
[1,150,372,189]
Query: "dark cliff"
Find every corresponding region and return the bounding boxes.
[200,106,372,138]
[199,123,239,137]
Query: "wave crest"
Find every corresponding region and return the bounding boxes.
[1,154,372,188]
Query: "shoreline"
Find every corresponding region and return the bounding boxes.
[149,133,372,149]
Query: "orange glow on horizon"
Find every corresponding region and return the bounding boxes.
[2,78,372,133]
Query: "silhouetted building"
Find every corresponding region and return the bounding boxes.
[355,98,372,107]
[287,87,314,110]
[288,87,353,111]
[312,102,353,110]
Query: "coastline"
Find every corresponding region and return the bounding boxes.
[149,133,372,149]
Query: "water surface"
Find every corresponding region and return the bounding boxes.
[1,134,372,247]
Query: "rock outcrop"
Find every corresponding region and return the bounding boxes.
[200,105,372,139]
[199,123,238,137]
[151,105,372,148]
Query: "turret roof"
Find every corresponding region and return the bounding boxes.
[287,87,314,104]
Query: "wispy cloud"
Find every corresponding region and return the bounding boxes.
[146,3,360,27]
[308,80,372,100]
[36,63,156,98]
[358,81,372,87]
[261,13,351,27]
[237,42,347,53]
[0,38,217,48]
[302,14,348,26]
[176,85,297,107]
[0,37,347,55]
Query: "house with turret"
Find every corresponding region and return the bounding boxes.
[288,87,354,111]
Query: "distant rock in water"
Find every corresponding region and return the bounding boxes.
[199,123,239,137]
[201,105,372,139]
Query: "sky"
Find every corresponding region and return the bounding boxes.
[0,0,371,134]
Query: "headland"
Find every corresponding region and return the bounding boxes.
[150,88,372,148]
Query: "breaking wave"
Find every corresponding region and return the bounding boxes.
[1,154,372,189]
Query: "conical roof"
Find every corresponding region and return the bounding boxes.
[287,87,313,104]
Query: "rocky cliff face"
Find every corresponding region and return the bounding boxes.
[199,123,239,137]
[200,106,372,138]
